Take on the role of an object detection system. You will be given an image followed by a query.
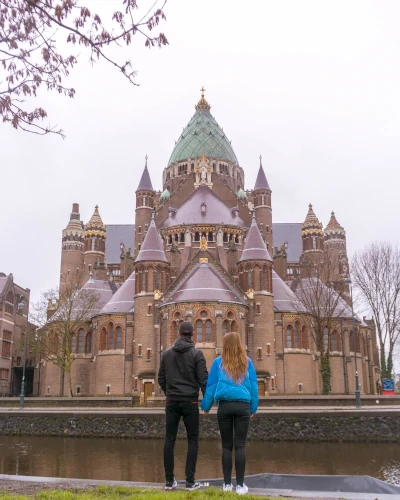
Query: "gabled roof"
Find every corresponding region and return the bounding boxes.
[239,215,272,262]
[136,163,153,191]
[135,216,168,263]
[254,163,270,191]
[160,184,246,228]
[100,272,135,314]
[164,261,245,305]
[272,270,302,313]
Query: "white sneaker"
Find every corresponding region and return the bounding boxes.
[223,484,233,492]
[236,484,248,495]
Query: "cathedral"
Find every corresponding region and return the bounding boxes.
[39,90,381,400]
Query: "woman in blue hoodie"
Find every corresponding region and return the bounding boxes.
[201,332,258,494]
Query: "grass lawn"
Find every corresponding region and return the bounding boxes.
[0,486,285,500]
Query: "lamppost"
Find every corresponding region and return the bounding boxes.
[344,277,361,408]
[18,294,30,409]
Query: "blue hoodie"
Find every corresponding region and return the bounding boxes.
[201,356,259,415]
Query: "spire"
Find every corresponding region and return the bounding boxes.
[195,86,211,111]
[136,156,153,191]
[135,214,168,263]
[239,214,272,262]
[325,211,345,233]
[301,204,323,236]
[254,157,271,191]
[85,205,106,233]
[64,203,82,231]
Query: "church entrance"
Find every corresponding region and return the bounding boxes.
[143,382,153,403]
[257,380,265,396]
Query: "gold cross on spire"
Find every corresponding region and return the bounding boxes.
[200,86,206,98]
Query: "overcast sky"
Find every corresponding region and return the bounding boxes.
[1,0,399,302]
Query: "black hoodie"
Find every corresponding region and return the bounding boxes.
[158,336,208,401]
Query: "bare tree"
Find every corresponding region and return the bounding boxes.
[31,270,100,396]
[352,242,400,380]
[0,0,168,137]
[291,252,352,394]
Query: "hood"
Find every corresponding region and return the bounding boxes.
[173,336,194,353]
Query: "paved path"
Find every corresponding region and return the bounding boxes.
[0,474,396,500]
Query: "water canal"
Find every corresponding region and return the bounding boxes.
[0,437,399,485]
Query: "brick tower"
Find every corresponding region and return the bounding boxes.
[324,211,350,297]
[299,204,324,277]
[135,157,155,256]
[238,214,275,394]
[60,203,84,289]
[133,214,170,401]
[253,156,273,252]
[83,205,107,280]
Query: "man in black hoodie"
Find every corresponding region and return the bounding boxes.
[158,321,208,491]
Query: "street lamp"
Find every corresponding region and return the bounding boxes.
[17,295,30,409]
[344,277,361,408]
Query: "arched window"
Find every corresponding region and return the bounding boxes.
[205,320,212,341]
[71,334,77,353]
[109,323,115,349]
[100,328,107,350]
[77,328,85,353]
[261,267,267,291]
[141,270,146,292]
[331,330,339,351]
[222,320,228,335]
[231,320,238,332]
[85,333,92,353]
[323,327,329,352]
[196,320,203,342]
[349,330,356,353]
[294,321,300,348]
[155,268,161,290]
[5,291,14,315]
[301,326,308,349]
[286,325,293,348]
[116,327,123,349]
[247,268,253,289]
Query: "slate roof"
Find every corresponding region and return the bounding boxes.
[254,164,271,191]
[136,165,153,191]
[168,97,238,165]
[161,184,246,228]
[135,216,168,263]
[100,272,135,314]
[105,225,135,264]
[272,223,302,263]
[165,261,245,305]
[240,216,272,262]
[272,270,302,313]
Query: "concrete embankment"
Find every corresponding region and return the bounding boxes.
[0,407,399,442]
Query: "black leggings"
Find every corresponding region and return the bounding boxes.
[217,401,250,486]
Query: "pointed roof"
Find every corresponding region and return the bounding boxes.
[100,272,135,314]
[136,157,153,191]
[272,270,303,312]
[160,184,245,228]
[325,211,345,236]
[64,203,83,233]
[168,90,238,166]
[254,157,271,191]
[239,215,272,262]
[165,261,244,304]
[135,215,168,263]
[85,205,106,234]
[301,204,323,235]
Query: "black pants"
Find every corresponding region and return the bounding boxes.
[217,401,251,486]
[164,401,199,484]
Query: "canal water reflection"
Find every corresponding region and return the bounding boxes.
[0,437,399,485]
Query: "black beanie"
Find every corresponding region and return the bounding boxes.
[179,321,194,336]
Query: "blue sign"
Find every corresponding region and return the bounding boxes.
[382,379,395,391]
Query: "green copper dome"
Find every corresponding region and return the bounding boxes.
[168,93,238,166]
[160,188,170,201]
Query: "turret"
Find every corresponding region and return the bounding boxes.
[238,215,275,392]
[133,214,170,397]
[60,203,84,289]
[135,156,155,255]
[253,156,273,252]
[299,204,324,276]
[324,211,349,293]
[83,205,107,280]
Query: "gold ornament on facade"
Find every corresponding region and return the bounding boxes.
[154,289,163,300]
[200,236,208,251]
[199,257,208,263]
[246,288,254,299]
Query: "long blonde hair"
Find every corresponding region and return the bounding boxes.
[222,332,248,384]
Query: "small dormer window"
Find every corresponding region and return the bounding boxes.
[201,202,206,214]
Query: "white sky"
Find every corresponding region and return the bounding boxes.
[1,0,399,303]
